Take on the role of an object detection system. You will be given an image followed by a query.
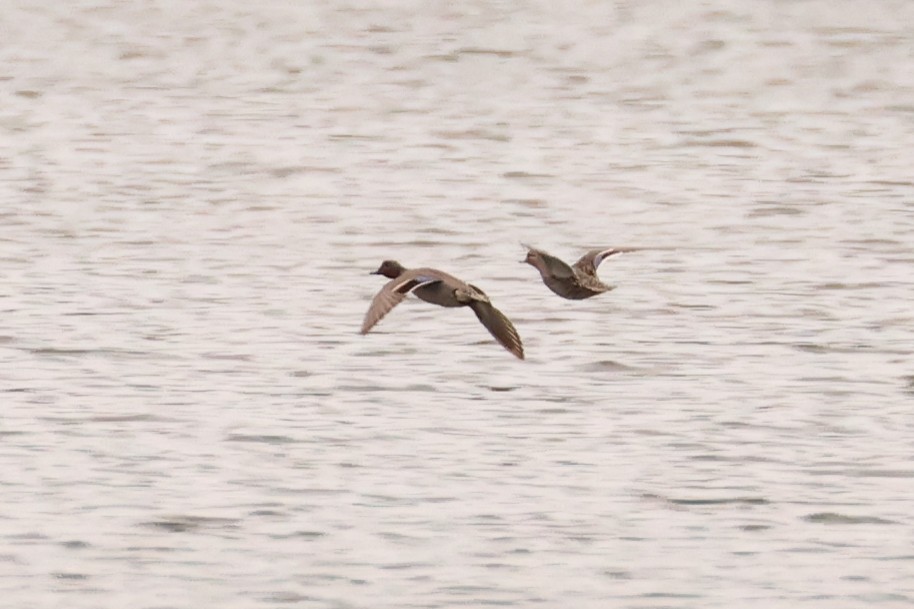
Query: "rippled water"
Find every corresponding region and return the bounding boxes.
[3,1,914,607]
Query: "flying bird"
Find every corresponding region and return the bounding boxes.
[521,244,646,300]
[362,260,525,359]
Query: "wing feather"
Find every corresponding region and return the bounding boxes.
[468,300,525,360]
[361,272,439,334]
[573,247,638,273]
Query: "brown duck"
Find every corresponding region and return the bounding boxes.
[361,260,524,359]
[522,244,645,300]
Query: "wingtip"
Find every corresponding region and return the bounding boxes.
[503,343,525,360]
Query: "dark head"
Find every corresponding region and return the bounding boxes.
[370,260,406,278]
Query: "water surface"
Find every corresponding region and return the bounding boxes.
[2,1,913,607]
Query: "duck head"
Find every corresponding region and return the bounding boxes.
[370,260,406,278]
[520,244,544,269]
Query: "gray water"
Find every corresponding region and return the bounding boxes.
[2,1,914,607]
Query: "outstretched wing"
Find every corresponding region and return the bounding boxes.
[573,247,641,274]
[360,272,440,334]
[468,300,525,360]
[575,245,678,273]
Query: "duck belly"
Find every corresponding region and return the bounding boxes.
[414,282,463,307]
[545,277,603,300]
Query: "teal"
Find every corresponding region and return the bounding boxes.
[362,260,524,359]
[522,245,642,300]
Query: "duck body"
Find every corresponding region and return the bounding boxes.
[412,277,469,308]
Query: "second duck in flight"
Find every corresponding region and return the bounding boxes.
[521,244,644,300]
[362,260,525,359]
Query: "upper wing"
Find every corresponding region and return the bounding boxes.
[573,247,642,273]
[360,271,441,334]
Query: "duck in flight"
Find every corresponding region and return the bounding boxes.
[521,244,646,300]
[361,260,525,359]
